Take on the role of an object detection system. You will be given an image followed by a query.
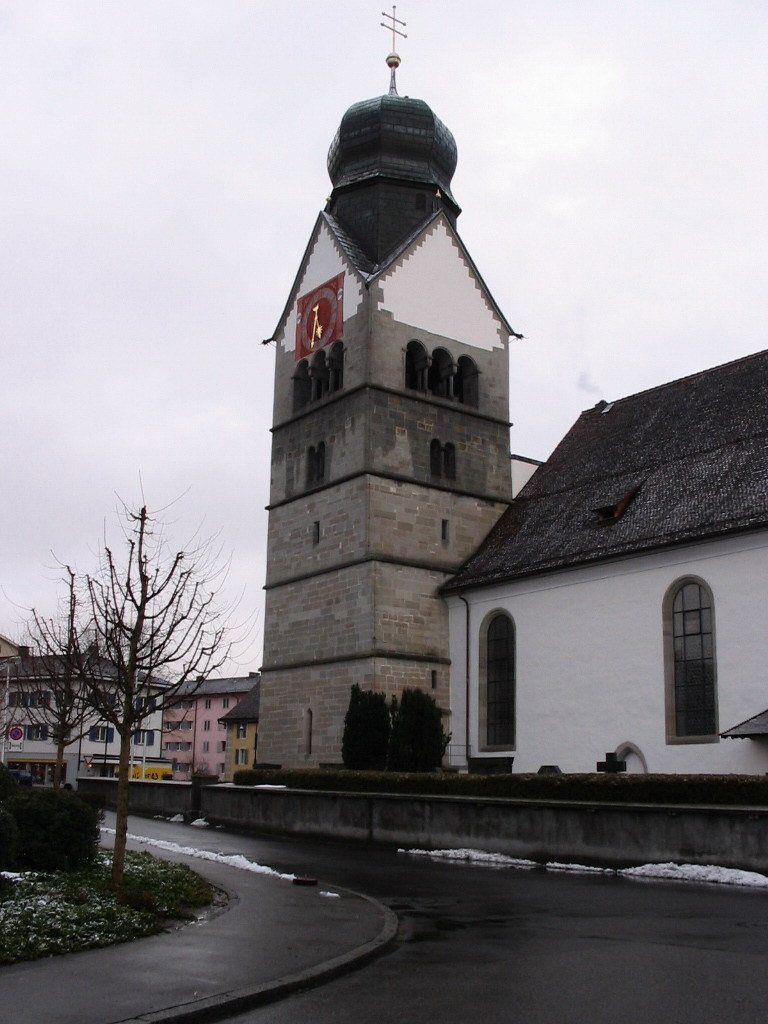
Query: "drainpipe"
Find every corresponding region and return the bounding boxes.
[458,593,471,767]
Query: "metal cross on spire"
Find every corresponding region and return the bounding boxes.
[380,5,406,96]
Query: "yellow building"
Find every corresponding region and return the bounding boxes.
[218,680,260,780]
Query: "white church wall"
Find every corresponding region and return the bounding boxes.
[448,529,768,775]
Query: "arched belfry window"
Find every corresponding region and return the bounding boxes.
[479,612,515,749]
[664,578,718,741]
[310,350,330,401]
[328,341,344,393]
[405,340,429,391]
[293,360,311,413]
[455,356,479,408]
[428,348,455,399]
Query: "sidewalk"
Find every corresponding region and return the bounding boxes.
[1,825,398,1024]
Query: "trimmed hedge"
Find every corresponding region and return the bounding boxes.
[4,789,100,872]
[231,768,768,806]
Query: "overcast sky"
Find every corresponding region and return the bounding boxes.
[2,1,766,672]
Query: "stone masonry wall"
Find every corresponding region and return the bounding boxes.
[263,562,375,668]
[257,654,450,767]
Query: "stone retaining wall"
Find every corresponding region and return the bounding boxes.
[78,779,768,872]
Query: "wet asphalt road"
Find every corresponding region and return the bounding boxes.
[130,814,768,1024]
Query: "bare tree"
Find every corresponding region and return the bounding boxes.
[10,568,93,789]
[78,501,232,888]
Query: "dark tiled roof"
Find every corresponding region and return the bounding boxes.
[177,675,259,698]
[446,349,768,592]
[721,708,768,738]
[219,682,260,723]
[0,654,120,681]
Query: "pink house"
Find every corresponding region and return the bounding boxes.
[163,673,259,781]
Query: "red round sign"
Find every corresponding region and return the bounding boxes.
[8,726,23,741]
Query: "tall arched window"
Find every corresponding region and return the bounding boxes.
[480,613,515,749]
[405,340,429,391]
[306,442,326,488]
[455,356,479,407]
[304,708,313,757]
[665,578,717,740]
[443,442,456,480]
[430,439,443,476]
[428,348,454,399]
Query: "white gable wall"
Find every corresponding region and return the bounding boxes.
[377,218,507,352]
[448,530,768,774]
[276,218,364,355]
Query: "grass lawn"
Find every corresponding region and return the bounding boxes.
[0,850,214,964]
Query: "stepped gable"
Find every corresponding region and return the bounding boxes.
[446,348,768,591]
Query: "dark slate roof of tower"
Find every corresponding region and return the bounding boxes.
[327,94,458,206]
[445,348,768,592]
[323,213,375,275]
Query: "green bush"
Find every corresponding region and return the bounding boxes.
[342,684,391,770]
[387,689,448,772]
[5,789,100,872]
[0,806,19,870]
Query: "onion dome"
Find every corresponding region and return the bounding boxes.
[325,56,461,266]
[327,93,459,210]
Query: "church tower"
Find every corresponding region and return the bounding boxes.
[258,50,517,767]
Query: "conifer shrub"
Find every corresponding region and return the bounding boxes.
[341,684,391,770]
[5,789,100,872]
[387,689,449,773]
[0,807,19,870]
[0,764,18,801]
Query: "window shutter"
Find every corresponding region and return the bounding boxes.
[107,728,115,743]
[146,731,154,746]
[89,726,98,741]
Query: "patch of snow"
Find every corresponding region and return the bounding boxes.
[319,891,341,898]
[399,848,538,869]
[190,818,209,828]
[547,862,614,875]
[169,814,185,822]
[254,784,287,789]
[101,826,295,880]
[620,862,768,888]
[398,848,768,889]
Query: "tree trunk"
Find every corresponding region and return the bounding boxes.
[111,733,132,888]
[52,737,66,790]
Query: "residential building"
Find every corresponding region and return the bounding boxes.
[219,680,260,780]
[0,652,168,784]
[163,673,260,780]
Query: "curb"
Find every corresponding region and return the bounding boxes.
[120,888,399,1024]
